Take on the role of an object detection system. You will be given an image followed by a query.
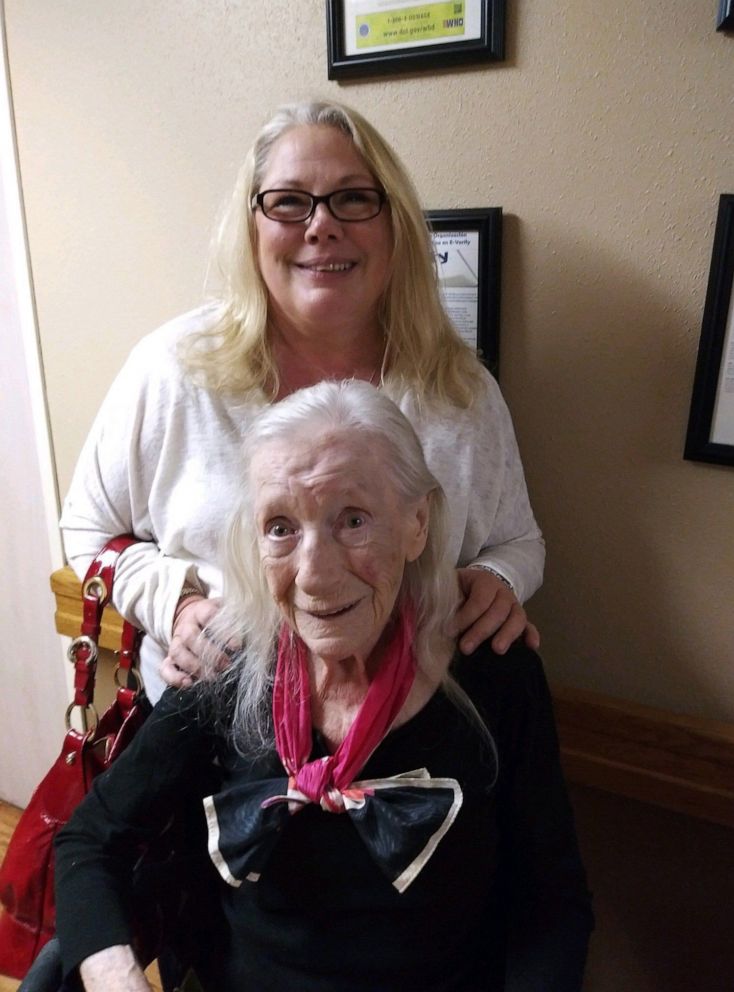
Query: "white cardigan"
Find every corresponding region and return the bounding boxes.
[61,306,544,701]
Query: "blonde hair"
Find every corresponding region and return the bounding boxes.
[200,380,463,751]
[182,99,484,406]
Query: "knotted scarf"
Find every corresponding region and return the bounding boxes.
[204,603,463,892]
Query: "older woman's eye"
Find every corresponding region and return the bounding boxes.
[338,510,368,532]
[266,519,295,538]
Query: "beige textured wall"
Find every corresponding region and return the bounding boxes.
[5,1,733,719]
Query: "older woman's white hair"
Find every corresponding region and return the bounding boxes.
[201,379,462,750]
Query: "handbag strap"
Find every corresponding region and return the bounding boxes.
[66,535,143,730]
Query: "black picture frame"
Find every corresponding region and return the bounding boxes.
[717,0,734,30]
[326,1,505,80]
[425,207,502,378]
[684,195,734,466]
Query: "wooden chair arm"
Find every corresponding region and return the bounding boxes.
[50,564,125,652]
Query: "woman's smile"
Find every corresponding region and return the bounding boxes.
[298,599,361,620]
[295,258,357,274]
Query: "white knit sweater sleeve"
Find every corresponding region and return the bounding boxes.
[59,308,243,648]
[466,370,545,601]
[402,369,545,604]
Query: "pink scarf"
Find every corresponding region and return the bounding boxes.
[205,600,465,892]
[272,603,417,812]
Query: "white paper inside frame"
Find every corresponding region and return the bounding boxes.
[343,1,482,57]
[711,289,734,446]
[431,229,480,350]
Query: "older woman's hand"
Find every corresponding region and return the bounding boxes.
[79,944,152,991]
[455,567,540,656]
[161,595,222,688]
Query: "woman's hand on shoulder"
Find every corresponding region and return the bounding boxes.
[161,595,222,688]
[79,944,152,991]
[455,567,540,656]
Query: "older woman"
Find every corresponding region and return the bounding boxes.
[59,99,544,704]
[55,381,591,992]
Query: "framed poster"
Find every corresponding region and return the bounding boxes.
[326,1,505,80]
[684,194,734,466]
[426,207,502,378]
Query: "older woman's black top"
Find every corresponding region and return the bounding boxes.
[55,643,593,991]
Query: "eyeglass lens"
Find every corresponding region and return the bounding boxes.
[258,188,384,222]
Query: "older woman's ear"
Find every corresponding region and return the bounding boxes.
[405,494,430,562]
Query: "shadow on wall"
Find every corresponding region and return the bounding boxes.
[500,213,734,722]
[572,784,734,992]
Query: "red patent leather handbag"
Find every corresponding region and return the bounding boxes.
[0,536,147,979]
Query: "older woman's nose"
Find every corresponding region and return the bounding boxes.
[295,532,343,593]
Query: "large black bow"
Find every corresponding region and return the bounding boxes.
[204,768,463,893]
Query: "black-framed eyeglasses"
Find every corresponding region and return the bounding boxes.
[251,187,387,223]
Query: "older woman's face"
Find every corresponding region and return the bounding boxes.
[250,431,428,666]
[254,125,392,344]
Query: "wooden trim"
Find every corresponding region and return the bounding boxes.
[50,564,125,652]
[553,685,734,828]
[50,565,734,827]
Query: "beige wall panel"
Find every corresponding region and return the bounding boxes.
[5,1,734,719]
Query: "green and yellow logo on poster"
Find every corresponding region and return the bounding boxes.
[356,2,466,50]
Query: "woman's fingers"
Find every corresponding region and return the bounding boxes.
[455,567,540,655]
[522,622,541,652]
[160,643,200,688]
[160,597,224,686]
[460,596,525,655]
